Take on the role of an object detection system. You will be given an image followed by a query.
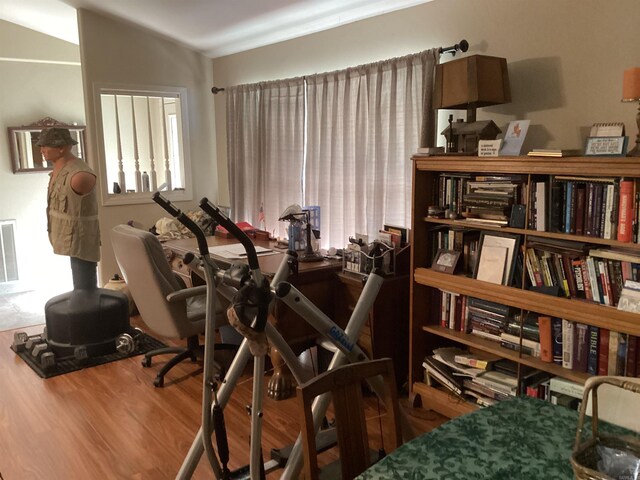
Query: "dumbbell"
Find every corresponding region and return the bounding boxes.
[31,342,50,362]
[25,335,43,354]
[11,331,29,352]
[40,352,56,371]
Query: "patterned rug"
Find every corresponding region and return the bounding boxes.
[11,331,167,379]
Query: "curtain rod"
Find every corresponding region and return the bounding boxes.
[210,39,470,94]
[439,39,468,56]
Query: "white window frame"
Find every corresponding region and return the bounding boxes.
[93,83,193,206]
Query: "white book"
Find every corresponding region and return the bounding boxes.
[549,376,585,400]
[562,319,574,369]
[603,184,614,240]
[586,257,601,304]
[536,181,547,231]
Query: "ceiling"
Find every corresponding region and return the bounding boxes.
[0,0,433,58]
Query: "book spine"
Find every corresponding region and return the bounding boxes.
[585,183,595,236]
[608,331,619,375]
[586,257,602,304]
[626,335,638,377]
[538,316,553,362]
[562,319,574,369]
[552,317,564,365]
[573,323,589,372]
[598,328,610,375]
[467,297,511,316]
[617,180,634,243]
[597,260,612,306]
[575,185,586,236]
[580,258,593,301]
[549,377,585,399]
[617,333,629,375]
[587,325,599,375]
[604,183,615,239]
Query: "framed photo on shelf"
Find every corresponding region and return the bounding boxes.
[473,231,520,285]
[584,136,628,156]
[431,249,460,274]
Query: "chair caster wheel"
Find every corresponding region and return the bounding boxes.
[153,377,164,388]
[142,357,152,368]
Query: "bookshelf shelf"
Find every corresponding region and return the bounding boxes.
[409,155,640,419]
[423,217,640,250]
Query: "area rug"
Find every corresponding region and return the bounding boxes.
[11,331,167,379]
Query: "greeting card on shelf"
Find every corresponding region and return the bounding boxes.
[499,120,530,156]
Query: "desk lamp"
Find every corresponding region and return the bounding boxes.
[623,67,640,157]
[278,205,323,263]
[433,54,511,154]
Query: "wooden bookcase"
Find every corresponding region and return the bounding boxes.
[408,155,640,418]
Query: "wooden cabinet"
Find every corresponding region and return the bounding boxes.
[335,271,409,387]
[409,155,640,418]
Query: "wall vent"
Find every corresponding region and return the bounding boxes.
[0,220,19,283]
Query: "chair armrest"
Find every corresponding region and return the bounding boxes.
[166,285,207,303]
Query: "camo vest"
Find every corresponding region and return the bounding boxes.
[47,158,100,262]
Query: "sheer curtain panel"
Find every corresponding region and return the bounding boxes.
[305,49,438,248]
[226,78,305,238]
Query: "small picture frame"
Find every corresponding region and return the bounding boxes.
[473,231,520,286]
[432,249,460,274]
[585,136,628,156]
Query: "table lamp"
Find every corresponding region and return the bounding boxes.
[433,54,511,154]
[623,67,640,157]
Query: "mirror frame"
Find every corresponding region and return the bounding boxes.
[8,117,86,174]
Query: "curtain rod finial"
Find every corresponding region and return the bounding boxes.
[211,86,225,94]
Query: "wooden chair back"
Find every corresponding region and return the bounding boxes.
[296,358,402,480]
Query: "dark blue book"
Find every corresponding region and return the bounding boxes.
[552,317,563,365]
[587,325,599,375]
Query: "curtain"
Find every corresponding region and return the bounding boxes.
[226,78,305,239]
[305,49,438,248]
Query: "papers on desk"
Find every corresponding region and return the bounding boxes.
[208,243,276,259]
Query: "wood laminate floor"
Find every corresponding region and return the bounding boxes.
[0,317,447,480]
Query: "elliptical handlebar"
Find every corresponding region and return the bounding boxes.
[152,192,211,256]
[199,198,260,271]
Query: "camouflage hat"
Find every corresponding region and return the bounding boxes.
[36,128,78,147]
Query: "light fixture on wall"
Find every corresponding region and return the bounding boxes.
[622,67,640,157]
[433,54,511,154]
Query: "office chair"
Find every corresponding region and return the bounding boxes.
[296,358,402,479]
[110,224,231,387]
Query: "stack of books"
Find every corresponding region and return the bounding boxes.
[461,175,525,226]
[527,149,582,157]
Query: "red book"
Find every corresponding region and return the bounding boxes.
[538,316,553,362]
[616,180,634,242]
[598,328,610,375]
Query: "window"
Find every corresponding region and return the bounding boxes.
[94,85,192,205]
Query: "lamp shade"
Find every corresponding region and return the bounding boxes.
[622,67,640,101]
[433,54,511,110]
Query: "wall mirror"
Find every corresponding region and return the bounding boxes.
[8,117,85,173]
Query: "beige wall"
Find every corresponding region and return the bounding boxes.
[212,0,640,205]
[77,9,218,284]
[0,20,83,294]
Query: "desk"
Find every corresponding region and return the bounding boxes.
[356,396,635,479]
[163,236,341,399]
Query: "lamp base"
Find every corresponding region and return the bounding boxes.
[299,251,324,263]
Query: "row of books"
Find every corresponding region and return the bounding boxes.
[525,237,640,307]
[530,176,637,243]
[436,291,640,377]
[423,348,588,410]
[435,173,526,224]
